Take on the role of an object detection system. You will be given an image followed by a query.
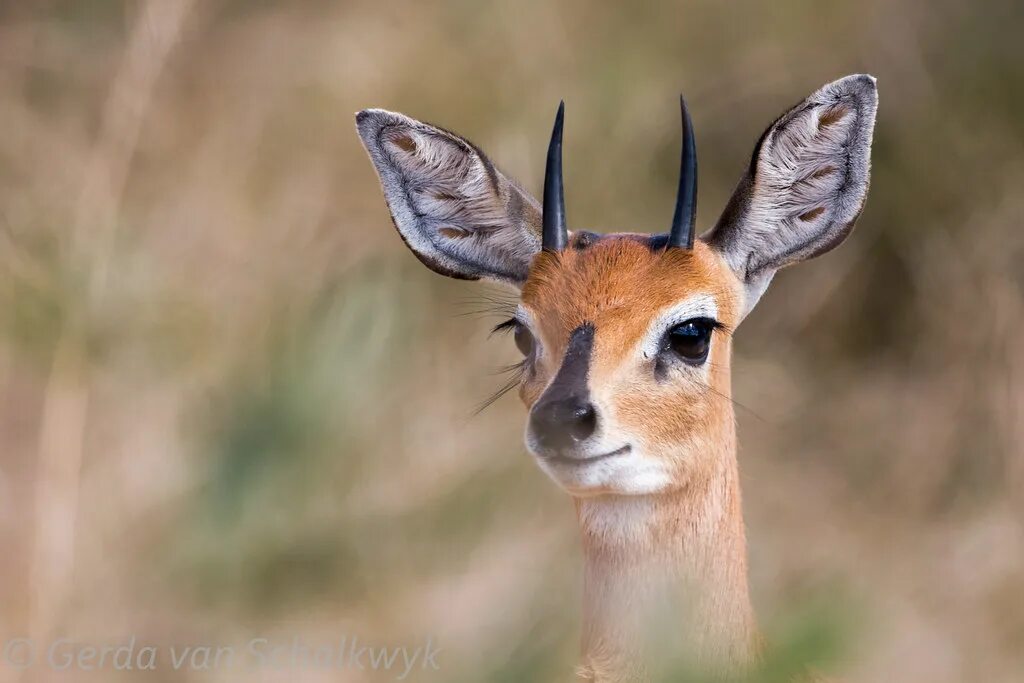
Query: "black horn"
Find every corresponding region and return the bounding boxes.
[542,101,568,252]
[667,95,697,249]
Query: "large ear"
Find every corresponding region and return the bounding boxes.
[704,74,878,315]
[356,109,542,287]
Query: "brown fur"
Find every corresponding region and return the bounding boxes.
[518,237,760,679]
[521,237,743,486]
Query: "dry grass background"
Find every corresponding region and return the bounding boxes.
[0,0,1022,681]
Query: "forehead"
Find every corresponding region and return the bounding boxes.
[520,233,740,337]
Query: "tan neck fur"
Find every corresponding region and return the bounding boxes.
[572,409,760,681]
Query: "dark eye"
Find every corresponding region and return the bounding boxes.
[492,318,535,357]
[514,323,535,357]
[666,318,715,363]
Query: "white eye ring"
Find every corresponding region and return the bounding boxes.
[638,294,719,360]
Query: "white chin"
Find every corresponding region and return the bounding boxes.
[534,450,672,496]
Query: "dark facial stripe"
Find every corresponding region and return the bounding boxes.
[537,322,595,407]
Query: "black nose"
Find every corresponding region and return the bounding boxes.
[530,396,597,451]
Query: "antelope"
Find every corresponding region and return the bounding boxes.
[356,74,877,681]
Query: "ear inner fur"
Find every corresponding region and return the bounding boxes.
[355,108,542,286]
[705,74,877,317]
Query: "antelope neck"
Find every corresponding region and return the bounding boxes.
[572,419,760,678]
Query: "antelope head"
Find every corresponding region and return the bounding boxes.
[356,75,877,499]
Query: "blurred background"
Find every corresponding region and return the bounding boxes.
[1,0,1022,681]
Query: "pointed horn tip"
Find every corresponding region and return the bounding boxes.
[542,99,568,252]
[668,93,698,250]
[679,95,693,123]
[549,101,564,139]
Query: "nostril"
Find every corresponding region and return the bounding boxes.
[530,409,567,449]
[531,398,597,451]
[569,403,597,442]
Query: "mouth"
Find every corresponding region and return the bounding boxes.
[541,444,632,466]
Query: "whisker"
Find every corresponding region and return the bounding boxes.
[684,375,765,422]
[452,308,516,320]
[487,361,525,376]
[453,303,517,313]
[474,362,525,414]
[455,292,518,310]
[452,296,517,323]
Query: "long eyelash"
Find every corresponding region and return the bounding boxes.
[488,361,527,376]
[701,318,728,333]
[490,317,519,336]
[477,317,526,413]
[667,317,729,335]
[475,360,525,414]
[710,321,733,339]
